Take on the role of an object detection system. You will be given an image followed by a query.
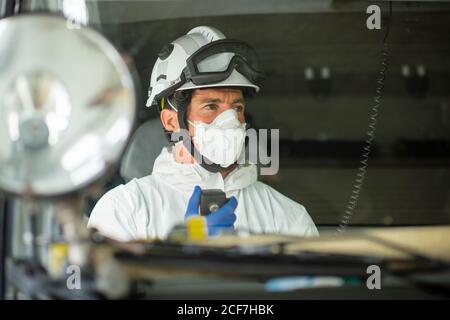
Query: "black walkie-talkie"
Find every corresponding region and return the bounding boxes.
[200,189,228,216]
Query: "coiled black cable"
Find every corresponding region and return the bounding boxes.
[337,2,392,233]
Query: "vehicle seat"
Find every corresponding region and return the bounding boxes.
[120,118,169,182]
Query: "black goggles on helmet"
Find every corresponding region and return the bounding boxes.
[184,39,264,85]
[155,39,264,102]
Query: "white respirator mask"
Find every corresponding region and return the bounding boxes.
[188,109,246,168]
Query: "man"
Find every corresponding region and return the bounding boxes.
[88,26,318,241]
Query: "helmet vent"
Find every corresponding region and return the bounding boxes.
[156,74,167,81]
[158,43,174,60]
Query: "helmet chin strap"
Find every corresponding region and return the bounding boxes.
[167,95,237,173]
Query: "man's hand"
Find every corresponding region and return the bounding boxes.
[184,186,237,236]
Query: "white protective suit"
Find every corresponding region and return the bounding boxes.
[88,146,319,241]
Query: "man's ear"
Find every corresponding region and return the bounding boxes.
[160,108,180,132]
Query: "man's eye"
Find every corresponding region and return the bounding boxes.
[233,105,244,112]
[203,104,219,111]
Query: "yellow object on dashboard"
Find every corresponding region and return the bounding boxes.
[186,216,208,242]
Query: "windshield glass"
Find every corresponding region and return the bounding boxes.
[78,0,450,231]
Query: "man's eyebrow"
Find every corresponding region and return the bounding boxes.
[199,98,245,104]
[200,98,222,104]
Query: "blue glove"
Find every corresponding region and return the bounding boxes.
[184,186,237,236]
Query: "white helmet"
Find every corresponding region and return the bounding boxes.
[146,26,263,107]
